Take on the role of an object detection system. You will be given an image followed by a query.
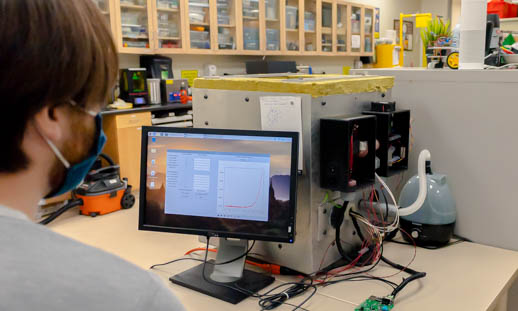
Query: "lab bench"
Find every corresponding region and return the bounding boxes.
[102,103,192,191]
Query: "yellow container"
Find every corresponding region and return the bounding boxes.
[375,44,396,68]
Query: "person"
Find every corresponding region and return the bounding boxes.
[0,0,184,310]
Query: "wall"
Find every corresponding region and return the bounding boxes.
[451,0,461,26]
[119,0,426,74]
[352,68,518,252]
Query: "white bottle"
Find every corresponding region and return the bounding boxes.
[452,24,461,48]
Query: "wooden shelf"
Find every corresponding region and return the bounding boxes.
[122,35,149,39]
[101,11,110,15]
[190,22,210,26]
[243,16,259,20]
[266,18,280,22]
[352,32,360,35]
[218,24,235,28]
[157,7,179,12]
[322,43,332,46]
[305,30,315,34]
[158,36,181,40]
[120,3,146,10]
[286,28,299,32]
[322,27,332,34]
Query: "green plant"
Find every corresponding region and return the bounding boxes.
[420,17,452,48]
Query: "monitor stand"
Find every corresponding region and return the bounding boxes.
[169,238,275,304]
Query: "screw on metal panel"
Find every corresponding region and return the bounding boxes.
[204,95,208,99]
[205,121,209,126]
[245,97,250,102]
[278,244,282,249]
[381,93,386,98]
[321,101,326,106]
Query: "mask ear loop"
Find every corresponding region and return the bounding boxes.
[42,136,71,169]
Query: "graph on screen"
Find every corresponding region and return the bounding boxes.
[217,160,270,222]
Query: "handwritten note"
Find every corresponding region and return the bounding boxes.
[260,96,303,171]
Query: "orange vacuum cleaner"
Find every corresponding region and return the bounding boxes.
[75,153,135,217]
[39,154,135,225]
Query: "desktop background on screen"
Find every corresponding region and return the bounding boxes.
[143,132,294,239]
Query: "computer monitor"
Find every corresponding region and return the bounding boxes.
[139,126,299,303]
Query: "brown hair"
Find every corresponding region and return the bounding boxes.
[0,0,118,173]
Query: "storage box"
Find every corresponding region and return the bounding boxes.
[304,12,315,31]
[245,61,297,74]
[487,0,518,18]
[286,6,298,29]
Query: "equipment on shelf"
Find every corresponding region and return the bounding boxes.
[399,154,457,246]
[140,55,174,79]
[119,68,149,106]
[161,78,189,104]
[245,61,297,74]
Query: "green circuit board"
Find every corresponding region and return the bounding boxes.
[355,296,394,311]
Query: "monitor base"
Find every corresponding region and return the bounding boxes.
[170,263,275,304]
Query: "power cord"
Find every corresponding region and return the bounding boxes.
[39,199,83,225]
[149,240,256,269]
[199,237,317,311]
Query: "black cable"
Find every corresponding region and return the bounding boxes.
[198,238,317,311]
[149,240,256,269]
[322,275,398,289]
[149,257,206,270]
[390,272,426,298]
[39,199,83,225]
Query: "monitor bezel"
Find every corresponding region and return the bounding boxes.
[138,126,298,243]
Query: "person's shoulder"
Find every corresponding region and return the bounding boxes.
[0,217,185,311]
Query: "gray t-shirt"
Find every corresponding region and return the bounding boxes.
[0,205,185,311]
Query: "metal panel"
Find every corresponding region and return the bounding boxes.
[193,86,389,273]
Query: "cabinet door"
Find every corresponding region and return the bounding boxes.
[91,0,118,39]
[320,1,332,53]
[215,0,237,51]
[284,0,300,52]
[350,4,361,53]
[186,0,212,50]
[303,0,316,52]
[336,2,347,53]
[265,0,281,52]
[115,0,154,53]
[364,7,374,54]
[153,0,184,51]
[242,0,260,50]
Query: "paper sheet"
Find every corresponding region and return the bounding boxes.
[260,96,303,171]
[352,35,361,49]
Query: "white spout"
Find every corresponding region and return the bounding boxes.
[398,150,431,216]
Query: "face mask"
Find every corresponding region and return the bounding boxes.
[43,112,106,198]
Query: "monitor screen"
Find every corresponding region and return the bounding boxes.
[139,127,298,243]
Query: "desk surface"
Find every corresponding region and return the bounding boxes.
[100,103,192,116]
[49,205,518,311]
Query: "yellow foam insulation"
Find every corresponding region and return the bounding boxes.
[193,74,394,98]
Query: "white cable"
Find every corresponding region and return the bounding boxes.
[398,150,430,216]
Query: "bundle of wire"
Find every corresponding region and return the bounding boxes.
[149,174,424,310]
